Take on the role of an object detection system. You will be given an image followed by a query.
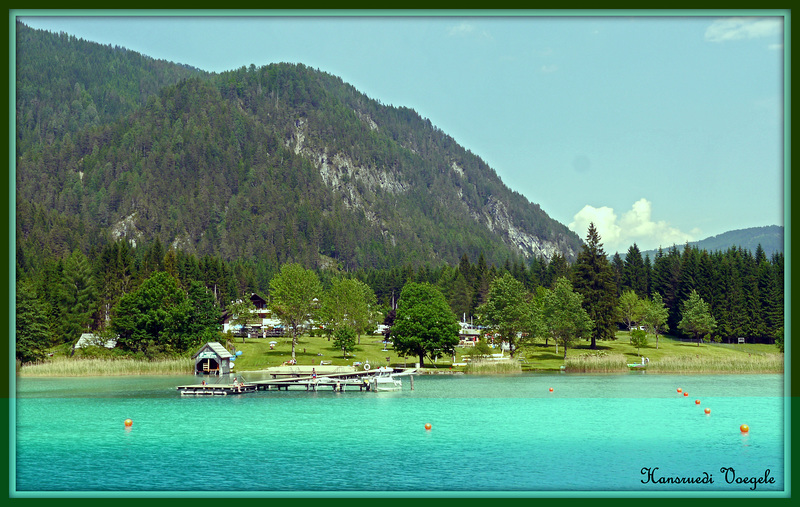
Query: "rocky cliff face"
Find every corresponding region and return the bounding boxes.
[287,117,577,262]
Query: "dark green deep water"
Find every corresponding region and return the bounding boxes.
[13,373,786,494]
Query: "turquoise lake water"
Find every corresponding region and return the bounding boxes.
[13,372,786,495]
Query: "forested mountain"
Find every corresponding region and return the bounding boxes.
[15,22,582,273]
[15,22,207,157]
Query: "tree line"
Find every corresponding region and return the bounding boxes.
[16,223,784,363]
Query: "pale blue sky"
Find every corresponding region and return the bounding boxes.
[16,11,787,253]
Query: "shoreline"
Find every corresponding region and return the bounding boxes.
[16,366,784,377]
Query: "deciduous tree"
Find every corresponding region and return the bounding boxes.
[641,293,669,349]
[678,289,717,346]
[111,271,192,355]
[269,263,322,359]
[390,282,459,368]
[319,277,378,345]
[477,273,530,358]
[543,277,594,360]
[616,290,646,332]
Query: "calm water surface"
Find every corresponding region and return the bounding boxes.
[14,373,786,495]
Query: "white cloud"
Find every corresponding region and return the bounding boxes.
[705,17,783,43]
[768,43,783,50]
[540,64,558,74]
[569,198,698,253]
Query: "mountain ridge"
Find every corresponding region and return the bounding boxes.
[631,225,784,260]
[15,23,584,270]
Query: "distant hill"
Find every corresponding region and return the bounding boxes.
[637,225,784,260]
[15,22,583,271]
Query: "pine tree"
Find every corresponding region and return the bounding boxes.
[572,223,617,349]
[610,253,624,296]
[59,250,97,345]
[622,243,647,297]
[651,246,682,333]
[16,279,51,362]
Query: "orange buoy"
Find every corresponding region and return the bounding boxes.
[124,418,133,427]
[695,399,701,405]
[740,424,749,433]
[684,392,688,397]
[424,423,432,431]
[704,408,711,414]
[677,388,682,393]
[549,387,553,392]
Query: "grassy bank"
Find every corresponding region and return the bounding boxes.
[464,359,522,374]
[644,353,784,373]
[20,331,782,376]
[565,352,628,372]
[556,333,783,373]
[17,356,193,377]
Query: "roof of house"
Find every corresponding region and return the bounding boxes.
[192,341,233,359]
[250,293,267,305]
[75,333,117,349]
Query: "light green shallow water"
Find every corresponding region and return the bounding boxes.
[13,373,786,494]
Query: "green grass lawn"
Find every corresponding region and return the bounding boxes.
[226,330,782,374]
[227,333,434,371]
[32,331,780,376]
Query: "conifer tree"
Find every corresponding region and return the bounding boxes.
[622,243,647,297]
[16,279,51,362]
[572,223,617,349]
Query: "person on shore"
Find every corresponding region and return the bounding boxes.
[312,368,317,379]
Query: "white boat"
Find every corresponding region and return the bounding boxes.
[369,367,403,392]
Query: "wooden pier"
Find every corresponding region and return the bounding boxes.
[177,367,417,395]
[252,375,372,392]
[177,383,258,395]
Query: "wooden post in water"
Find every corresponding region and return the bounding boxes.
[410,375,414,390]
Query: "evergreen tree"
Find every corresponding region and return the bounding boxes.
[544,252,571,289]
[16,279,51,362]
[622,243,647,297]
[572,223,617,349]
[610,253,624,297]
[651,246,682,333]
[186,280,221,345]
[448,271,473,321]
[59,250,97,346]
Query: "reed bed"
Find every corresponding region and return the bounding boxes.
[17,356,193,377]
[565,353,628,372]
[464,359,522,374]
[646,354,784,373]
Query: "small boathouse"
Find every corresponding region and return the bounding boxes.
[193,342,233,375]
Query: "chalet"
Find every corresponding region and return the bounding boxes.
[193,342,233,375]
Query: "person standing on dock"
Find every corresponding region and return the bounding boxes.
[312,368,317,379]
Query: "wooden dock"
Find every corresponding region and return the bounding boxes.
[177,367,417,395]
[177,383,258,395]
[252,375,373,391]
